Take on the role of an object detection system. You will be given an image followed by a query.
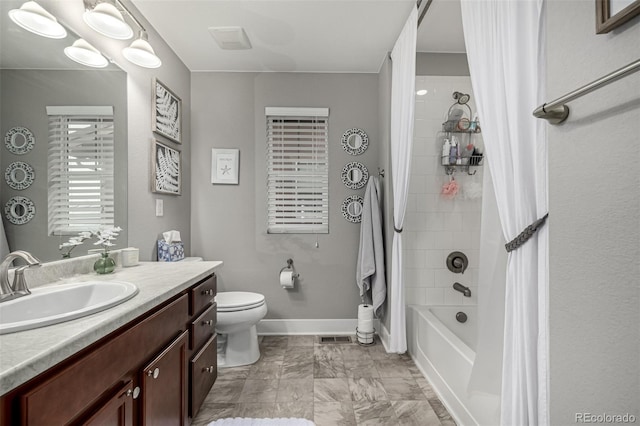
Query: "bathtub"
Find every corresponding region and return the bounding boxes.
[407,305,500,426]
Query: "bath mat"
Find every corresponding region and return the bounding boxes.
[208,418,315,426]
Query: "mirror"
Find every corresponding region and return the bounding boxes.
[341,195,364,223]
[341,161,369,190]
[341,128,369,155]
[1,0,128,261]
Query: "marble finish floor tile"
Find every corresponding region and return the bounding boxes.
[314,378,352,402]
[276,378,314,402]
[352,400,399,425]
[238,379,279,403]
[314,401,357,426]
[391,400,442,426]
[348,377,388,402]
[191,334,456,426]
[380,378,426,401]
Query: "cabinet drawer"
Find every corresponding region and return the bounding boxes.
[190,274,216,316]
[190,303,216,350]
[189,334,217,418]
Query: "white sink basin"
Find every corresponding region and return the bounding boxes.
[0,281,138,334]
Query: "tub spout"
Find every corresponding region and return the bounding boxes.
[453,282,471,297]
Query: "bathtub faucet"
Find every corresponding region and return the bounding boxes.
[453,282,471,297]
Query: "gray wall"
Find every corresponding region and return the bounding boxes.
[0,69,127,261]
[191,72,380,319]
[416,53,469,76]
[547,1,640,422]
[40,0,192,260]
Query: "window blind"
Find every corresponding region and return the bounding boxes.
[266,108,329,234]
[47,108,115,235]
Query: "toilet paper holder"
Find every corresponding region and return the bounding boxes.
[279,259,300,279]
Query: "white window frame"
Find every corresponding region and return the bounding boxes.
[266,107,329,234]
[47,106,115,236]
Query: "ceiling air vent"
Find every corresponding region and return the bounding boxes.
[208,26,252,50]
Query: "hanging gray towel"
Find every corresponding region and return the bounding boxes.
[356,176,386,318]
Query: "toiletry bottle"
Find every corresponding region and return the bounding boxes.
[469,113,478,132]
[442,138,451,165]
[449,137,458,165]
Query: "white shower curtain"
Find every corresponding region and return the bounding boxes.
[388,6,417,354]
[461,0,549,425]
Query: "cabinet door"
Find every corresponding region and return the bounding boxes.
[140,331,188,426]
[75,380,135,426]
[189,334,218,417]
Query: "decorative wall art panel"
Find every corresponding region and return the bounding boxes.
[4,126,35,154]
[152,140,181,195]
[152,78,182,144]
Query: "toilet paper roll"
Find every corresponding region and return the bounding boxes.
[358,304,374,321]
[280,270,295,289]
[358,319,374,333]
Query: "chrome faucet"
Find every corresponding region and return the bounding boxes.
[453,282,471,297]
[0,250,41,302]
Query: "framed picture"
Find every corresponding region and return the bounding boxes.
[596,0,640,33]
[152,140,181,195]
[211,148,239,185]
[152,78,182,144]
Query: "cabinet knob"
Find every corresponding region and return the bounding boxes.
[126,387,141,399]
[201,289,214,296]
[202,320,214,327]
[147,367,160,379]
[203,366,215,374]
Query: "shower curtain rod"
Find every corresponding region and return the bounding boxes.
[533,58,640,125]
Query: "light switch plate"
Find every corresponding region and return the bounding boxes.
[155,199,163,217]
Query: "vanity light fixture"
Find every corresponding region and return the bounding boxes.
[83,0,162,68]
[416,89,428,96]
[64,38,109,68]
[83,1,133,40]
[8,1,67,39]
[122,31,162,68]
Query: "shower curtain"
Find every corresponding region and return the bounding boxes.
[461,0,549,425]
[388,6,417,354]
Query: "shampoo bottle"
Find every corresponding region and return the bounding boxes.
[442,139,451,165]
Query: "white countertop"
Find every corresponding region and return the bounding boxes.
[0,260,222,395]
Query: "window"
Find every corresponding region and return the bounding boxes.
[266,107,329,234]
[47,106,115,236]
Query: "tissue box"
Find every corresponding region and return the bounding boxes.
[157,240,185,262]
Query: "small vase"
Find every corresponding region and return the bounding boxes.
[94,252,116,275]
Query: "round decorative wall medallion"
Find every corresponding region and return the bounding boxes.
[5,161,35,190]
[341,128,368,155]
[341,195,364,223]
[4,127,35,155]
[341,162,369,190]
[4,196,36,225]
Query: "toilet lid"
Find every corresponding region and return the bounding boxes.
[216,291,265,312]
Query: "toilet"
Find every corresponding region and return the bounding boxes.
[215,291,267,368]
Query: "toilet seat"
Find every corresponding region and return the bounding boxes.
[216,291,265,312]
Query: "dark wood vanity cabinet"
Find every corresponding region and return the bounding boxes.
[0,273,217,426]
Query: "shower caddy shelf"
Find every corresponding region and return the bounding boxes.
[439,127,484,176]
[440,92,484,175]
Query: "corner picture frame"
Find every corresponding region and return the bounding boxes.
[211,148,239,185]
[152,140,181,195]
[152,78,182,144]
[596,0,640,33]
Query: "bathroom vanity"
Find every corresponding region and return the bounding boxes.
[0,260,221,425]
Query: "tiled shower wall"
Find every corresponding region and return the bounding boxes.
[403,76,484,306]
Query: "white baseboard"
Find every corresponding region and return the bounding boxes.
[379,322,391,352]
[257,319,381,336]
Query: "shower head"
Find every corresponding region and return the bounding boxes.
[453,91,470,105]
